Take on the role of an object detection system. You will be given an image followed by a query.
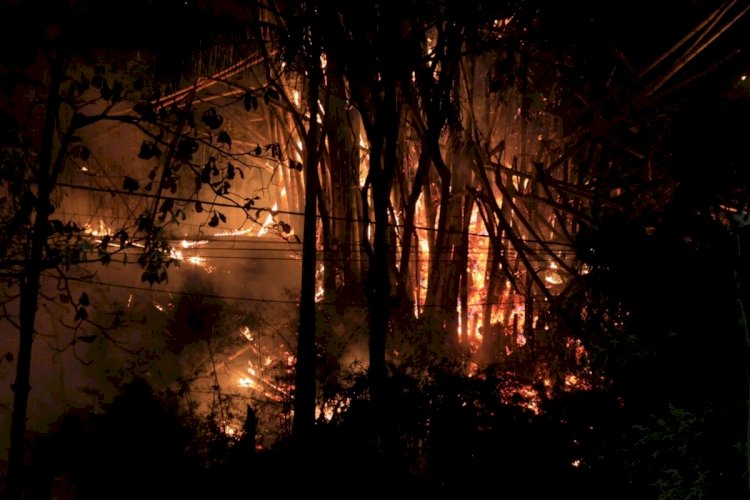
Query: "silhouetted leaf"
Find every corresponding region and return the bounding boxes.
[77,335,97,343]
[133,102,156,121]
[201,165,211,184]
[160,198,174,214]
[100,80,112,100]
[79,292,90,306]
[114,230,128,249]
[111,81,123,102]
[3,352,12,362]
[78,74,89,92]
[201,108,223,129]
[122,176,139,192]
[208,214,219,227]
[138,141,160,160]
[91,74,104,89]
[195,201,203,213]
[80,146,90,161]
[74,307,88,321]
[218,130,232,148]
[218,211,226,223]
[176,138,198,160]
[243,91,253,112]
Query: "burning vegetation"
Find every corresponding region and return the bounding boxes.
[1,0,750,497]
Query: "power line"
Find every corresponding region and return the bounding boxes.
[51,181,578,245]
[53,274,542,309]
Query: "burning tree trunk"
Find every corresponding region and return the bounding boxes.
[324,65,363,298]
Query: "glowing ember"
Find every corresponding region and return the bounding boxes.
[241,326,253,342]
[215,227,254,237]
[180,239,208,248]
[170,248,207,267]
[257,203,278,237]
[238,377,256,388]
[84,219,113,237]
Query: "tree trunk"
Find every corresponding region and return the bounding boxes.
[397,149,430,303]
[7,61,62,500]
[292,37,322,446]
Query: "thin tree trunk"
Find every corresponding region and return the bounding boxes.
[7,61,63,500]
[733,232,750,492]
[397,149,430,302]
[292,34,322,445]
[459,196,472,346]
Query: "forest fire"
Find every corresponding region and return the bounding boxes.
[4,1,747,496]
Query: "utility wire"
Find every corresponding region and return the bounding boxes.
[53,274,542,309]
[51,181,579,244]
